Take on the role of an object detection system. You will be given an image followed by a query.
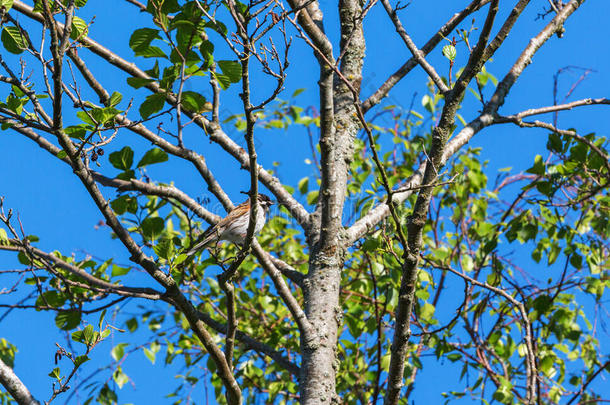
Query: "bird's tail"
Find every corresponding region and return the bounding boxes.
[184,239,209,259]
[184,230,216,260]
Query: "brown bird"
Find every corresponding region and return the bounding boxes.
[185,194,274,257]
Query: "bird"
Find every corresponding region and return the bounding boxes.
[185,193,274,258]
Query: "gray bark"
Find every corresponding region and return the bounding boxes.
[0,359,40,405]
[300,0,366,403]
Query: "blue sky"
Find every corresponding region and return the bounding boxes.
[0,0,608,403]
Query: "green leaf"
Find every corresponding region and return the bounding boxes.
[569,253,582,270]
[218,60,241,83]
[74,355,90,367]
[200,40,214,67]
[111,343,128,362]
[546,132,563,153]
[298,177,309,194]
[539,355,555,376]
[371,261,384,276]
[362,238,379,252]
[447,353,462,362]
[129,28,160,53]
[145,61,160,78]
[137,148,168,168]
[97,384,118,404]
[87,106,120,125]
[110,195,138,215]
[144,342,161,364]
[48,367,61,380]
[108,146,134,170]
[174,253,188,266]
[487,272,501,286]
[98,309,106,331]
[141,217,164,241]
[113,368,129,389]
[64,124,88,140]
[1,26,28,54]
[218,60,241,82]
[126,77,155,89]
[147,0,179,13]
[461,255,474,272]
[143,347,156,364]
[17,251,30,265]
[55,311,82,331]
[0,228,8,245]
[111,265,130,277]
[160,65,180,90]
[419,302,435,322]
[108,91,122,107]
[0,0,14,11]
[213,71,231,90]
[116,170,135,180]
[70,16,88,40]
[153,237,174,260]
[421,94,435,113]
[204,19,227,36]
[139,93,166,119]
[442,44,457,61]
[136,46,167,58]
[126,318,138,332]
[71,330,84,343]
[180,91,207,112]
[76,110,95,126]
[306,190,319,205]
[526,155,545,175]
[37,290,66,308]
[83,325,96,346]
[170,47,201,66]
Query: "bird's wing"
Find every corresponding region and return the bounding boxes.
[184,201,249,258]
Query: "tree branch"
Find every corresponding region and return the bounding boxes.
[362,0,490,112]
[65,48,234,211]
[197,310,301,376]
[34,3,242,400]
[347,0,589,246]
[508,97,610,118]
[11,0,311,234]
[0,243,163,300]
[0,358,40,405]
[380,0,449,94]
[495,116,610,172]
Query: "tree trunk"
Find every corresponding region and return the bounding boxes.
[300,0,365,402]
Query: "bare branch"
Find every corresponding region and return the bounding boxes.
[362,0,490,112]
[496,115,610,172]
[379,0,449,94]
[509,97,610,118]
[437,261,538,402]
[566,360,610,405]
